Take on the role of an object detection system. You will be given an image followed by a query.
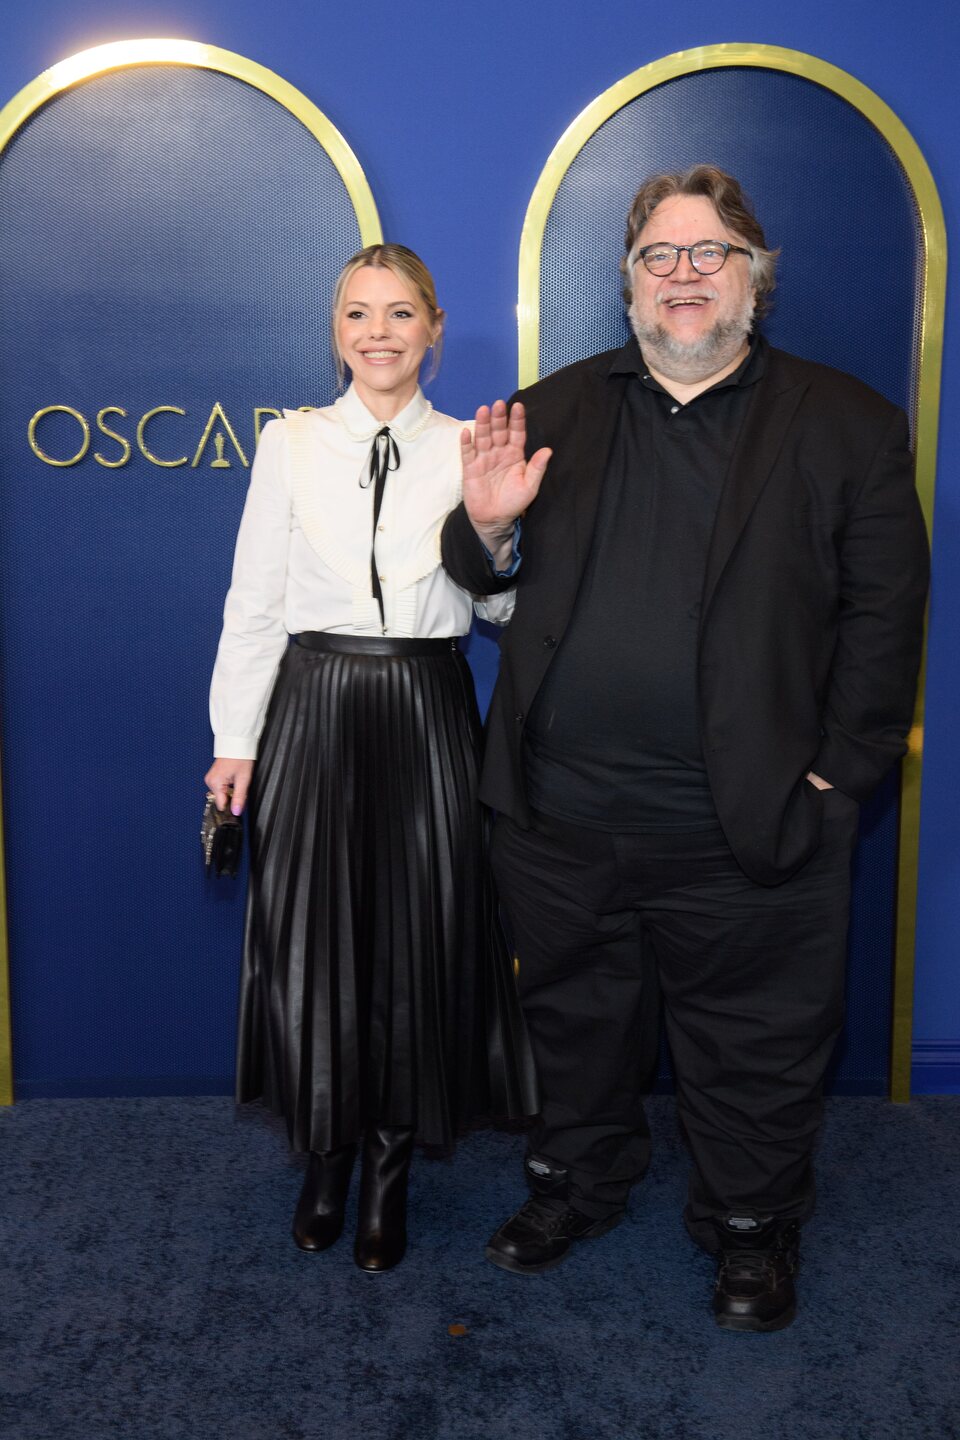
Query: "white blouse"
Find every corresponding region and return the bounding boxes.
[209,385,501,759]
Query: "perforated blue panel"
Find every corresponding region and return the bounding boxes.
[538,67,922,1092]
[0,65,364,1093]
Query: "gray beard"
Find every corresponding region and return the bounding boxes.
[630,294,755,384]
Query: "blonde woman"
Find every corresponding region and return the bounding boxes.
[207,245,534,1271]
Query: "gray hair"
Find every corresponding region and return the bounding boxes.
[621,164,779,318]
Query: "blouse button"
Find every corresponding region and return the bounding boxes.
[379,573,387,582]
[377,524,385,532]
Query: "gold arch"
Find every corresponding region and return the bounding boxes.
[518,43,945,1103]
[0,39,384,1106]
[0,39,383,244]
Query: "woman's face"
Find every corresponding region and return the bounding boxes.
[336,265,438,419]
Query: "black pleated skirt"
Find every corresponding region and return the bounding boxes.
[236,636,537,1152]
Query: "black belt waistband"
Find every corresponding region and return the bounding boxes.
[295,633,458,657]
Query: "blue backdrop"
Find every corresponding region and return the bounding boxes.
[0,58,363,1093]
[0,0,957,1095]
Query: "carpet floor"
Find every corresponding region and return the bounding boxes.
[2,1095,958,1440]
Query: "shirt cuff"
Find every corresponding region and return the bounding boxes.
[213,736,259,761]
[481,521,522,578]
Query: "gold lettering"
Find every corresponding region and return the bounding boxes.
[137,406,188,467]
[28,405,90,466]
[94,407,131,468]
[29,403,282,467]
[253,407,281,444]
[191,402,249,469]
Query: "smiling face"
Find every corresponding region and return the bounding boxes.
[335,265,441,419]
[629,193,756,386]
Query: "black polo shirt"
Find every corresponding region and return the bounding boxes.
[523,335,765,831]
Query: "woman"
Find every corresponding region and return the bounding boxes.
[206,244,535,1272]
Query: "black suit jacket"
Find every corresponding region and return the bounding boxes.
[442,340,930,884]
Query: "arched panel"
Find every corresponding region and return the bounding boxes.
[519,44,944,1099]
[0,41,382,1102]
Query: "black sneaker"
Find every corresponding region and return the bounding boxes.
[713,1220,800,1332]
[485,1196,622,1275]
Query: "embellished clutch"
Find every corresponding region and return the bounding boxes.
[201,793,243,877]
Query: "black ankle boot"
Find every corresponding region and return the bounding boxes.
[292,1144,357,1252]
[353,1126,414,1272]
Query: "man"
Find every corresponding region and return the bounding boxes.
[441,165,929,1331]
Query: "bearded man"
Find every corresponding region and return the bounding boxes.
[441,165,929,1330]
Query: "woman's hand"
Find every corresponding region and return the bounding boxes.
[460,400,551,564]
[205,757,255,816]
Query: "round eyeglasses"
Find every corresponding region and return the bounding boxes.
[636,240,753,277]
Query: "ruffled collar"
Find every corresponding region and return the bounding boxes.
[333,383,433,443]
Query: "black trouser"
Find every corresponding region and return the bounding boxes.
[490,792,860,1251]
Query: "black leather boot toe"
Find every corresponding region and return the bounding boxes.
[354,1126,414,1273]
[292,1144,357,1253]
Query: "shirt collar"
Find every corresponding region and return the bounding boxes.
[333,382,434,442]
[608,332,766,393]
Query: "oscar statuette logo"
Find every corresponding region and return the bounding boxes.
[24,402,310,469]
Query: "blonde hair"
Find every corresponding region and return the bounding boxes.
[331,243,445,390]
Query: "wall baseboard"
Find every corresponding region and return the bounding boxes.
[911,1042,960,1094]
[13,1077,234,1100]
[10,1060,959,1100]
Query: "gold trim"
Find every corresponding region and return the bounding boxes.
[0,39,384,1104]
[518,43,945,1102]
[892,711,927,1102]
[0,740,11,1106]
[0,39,382,246]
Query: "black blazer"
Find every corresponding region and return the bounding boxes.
[442,340,930,884]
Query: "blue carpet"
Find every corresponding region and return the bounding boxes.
[2,1097,958,1439]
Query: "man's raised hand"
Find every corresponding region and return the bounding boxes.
[460,401,551,561]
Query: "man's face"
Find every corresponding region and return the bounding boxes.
[629,194,756,381]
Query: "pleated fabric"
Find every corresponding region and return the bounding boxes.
[236,638,538,1153]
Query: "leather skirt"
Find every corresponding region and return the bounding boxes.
[236,635,537,1152]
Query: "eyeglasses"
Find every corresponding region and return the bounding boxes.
[636,240,753,277]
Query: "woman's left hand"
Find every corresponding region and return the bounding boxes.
[205,757,255,815]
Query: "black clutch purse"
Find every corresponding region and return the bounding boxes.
[201,793,243,877]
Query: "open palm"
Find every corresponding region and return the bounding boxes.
[460,399,551,531]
